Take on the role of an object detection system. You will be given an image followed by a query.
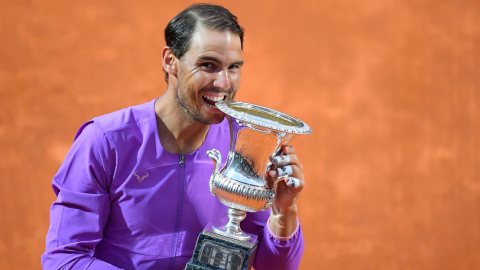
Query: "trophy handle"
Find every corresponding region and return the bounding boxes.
[272,176,288,195]
[260,176,286,211]
[207,149,222,196]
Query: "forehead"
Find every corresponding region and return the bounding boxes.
[184,27,243,61]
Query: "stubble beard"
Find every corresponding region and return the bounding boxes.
[175,84,216,125]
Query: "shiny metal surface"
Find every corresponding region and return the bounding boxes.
[212,208,251,241]
[207,101,312,241]
[215,101,312,134]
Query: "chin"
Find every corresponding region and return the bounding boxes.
[208,116,225,125]
[202,113,225,125]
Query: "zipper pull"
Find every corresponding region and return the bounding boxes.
[179,154,185,167]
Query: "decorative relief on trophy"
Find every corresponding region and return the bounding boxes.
[198,241,245,270]
[186,100,312,270]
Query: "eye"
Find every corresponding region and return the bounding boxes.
[200,62,214,69]
[228,64,240,70]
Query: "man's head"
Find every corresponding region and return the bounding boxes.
[163,3,244,82]
[162,4,245,125]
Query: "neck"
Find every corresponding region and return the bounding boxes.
[155,88,210,155]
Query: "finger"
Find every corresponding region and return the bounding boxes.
[270,165,303,180]
[281,144,295,155]
[285,177,302,189]
[270,165,303,179]
[272,154,303,171]
[281,145,302,169]
[268,169,278,178]
[280,144,290,155]
[277,165,293,177]
[271,155,291,166]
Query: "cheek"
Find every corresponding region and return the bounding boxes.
[230,72,241,85]
[193,72,214,90]
[235,74,241,86]
[230,73,241,92]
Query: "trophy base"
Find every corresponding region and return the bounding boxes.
[185,223,258,270]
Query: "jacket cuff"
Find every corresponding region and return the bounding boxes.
[266,216,300,241]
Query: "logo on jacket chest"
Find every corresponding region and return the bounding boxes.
[134,171,149,183]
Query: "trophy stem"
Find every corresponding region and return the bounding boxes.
[212,208,251,241]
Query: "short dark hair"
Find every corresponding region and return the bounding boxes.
[163,3,244,82]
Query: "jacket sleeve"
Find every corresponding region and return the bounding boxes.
[41,122,122,270]
[243,210,305,270]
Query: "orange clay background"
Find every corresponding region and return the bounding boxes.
[1,0,479,269]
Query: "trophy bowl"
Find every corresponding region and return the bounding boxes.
[207,101,312,241]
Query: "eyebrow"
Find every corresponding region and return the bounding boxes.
[231,60,244,67]
[197,56,244,67]
[197,56,221,64]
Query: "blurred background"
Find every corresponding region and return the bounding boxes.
[1,0,479,269]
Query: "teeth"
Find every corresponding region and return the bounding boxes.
[203,95,226,102]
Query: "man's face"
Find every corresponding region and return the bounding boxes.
[174,27,244,124]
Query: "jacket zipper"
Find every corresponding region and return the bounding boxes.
[179,154,185,167]
[170,154,185,270]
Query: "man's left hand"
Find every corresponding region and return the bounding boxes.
[266,144,305,237]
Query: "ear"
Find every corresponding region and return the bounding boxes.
[162,46,178,77]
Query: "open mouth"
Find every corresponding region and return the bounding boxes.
[202,94,227,107]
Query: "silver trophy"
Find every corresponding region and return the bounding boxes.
[186,100,312,270]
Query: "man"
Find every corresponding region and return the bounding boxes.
[42,4,305,270]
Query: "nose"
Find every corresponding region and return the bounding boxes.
[212,70,231,90]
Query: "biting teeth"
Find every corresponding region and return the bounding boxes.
[203,95,225,102]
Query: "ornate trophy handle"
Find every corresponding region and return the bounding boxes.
[207,149,222,196]
[262,175,288,210]
[273,176,288,195]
